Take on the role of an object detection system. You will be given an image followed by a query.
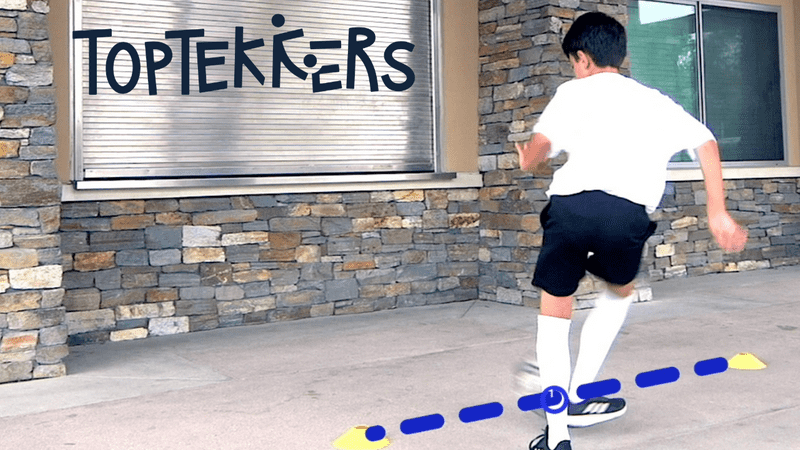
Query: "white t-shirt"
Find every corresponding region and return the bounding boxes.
[532,72,715,213]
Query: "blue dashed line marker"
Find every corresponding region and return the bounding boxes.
[576,377,621,400]
[635,366,681,388]
[365,356,732,441]
[459,401,504,423]
[517,392,545,412]
[399,413,445,435]
[694,357,728,376]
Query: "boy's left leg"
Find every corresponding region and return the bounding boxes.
[562,191,655,425]
[569,280,634,403]
[565,281,634,426]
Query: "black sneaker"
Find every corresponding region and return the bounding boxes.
[566,396,627,427]
[532,395,627,427]
[528,427,571,450]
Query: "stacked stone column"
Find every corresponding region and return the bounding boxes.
[0,0,66,383]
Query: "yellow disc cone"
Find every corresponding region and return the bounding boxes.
[728,353,766,370]
[332,426,392,450]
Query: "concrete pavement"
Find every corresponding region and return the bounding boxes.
[1,266,798,449]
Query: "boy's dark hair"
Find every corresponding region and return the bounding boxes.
[561,12,627,68]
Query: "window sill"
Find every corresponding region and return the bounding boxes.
[667,166,800,182]
[62,172,483,202]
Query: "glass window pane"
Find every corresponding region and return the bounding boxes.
[628,0,700,162]
[702,5,784,162]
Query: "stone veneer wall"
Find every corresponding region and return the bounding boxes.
[646,180,800,279]
[60,192,481,345]
[0,0,66,383]
[477,0,800,308]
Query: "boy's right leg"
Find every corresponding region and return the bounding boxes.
[536,291,573,449]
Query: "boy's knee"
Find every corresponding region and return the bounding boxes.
[540,291,574,319]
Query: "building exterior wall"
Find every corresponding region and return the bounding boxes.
[0,0,798,385]
[52,0,484,350]
[53,0,651,348]
[0,0,66,383]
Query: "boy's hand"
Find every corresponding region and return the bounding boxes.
[708,211,748,252]
[515,134,552,171]
[695,140,748,253]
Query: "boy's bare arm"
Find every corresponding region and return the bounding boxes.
[515,133,552,171]
[696,140,748,252]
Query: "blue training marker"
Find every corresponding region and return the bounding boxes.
[694,357,728,376]
[459,402,504,423]
[400,413,445,435]
[576,378,622,400]
[517,393,544,412]
[635,367,680,388]
[365,425,386,442]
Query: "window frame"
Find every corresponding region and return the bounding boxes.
[631,0,790,169]
[68,0,450,190]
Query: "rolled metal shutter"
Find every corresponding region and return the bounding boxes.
[74,0,436,180]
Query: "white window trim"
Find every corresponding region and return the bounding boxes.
[637,0,793,170]
[61,172,483,202]
[668,166,800,182]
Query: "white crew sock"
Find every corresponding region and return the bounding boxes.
[536,315,572,448]
[568,288,634,404]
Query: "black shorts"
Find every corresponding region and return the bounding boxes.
[533,190,657,297]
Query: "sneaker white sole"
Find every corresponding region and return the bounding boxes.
[532,404,627,428]
[567,403,627,427]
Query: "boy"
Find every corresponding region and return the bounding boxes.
[514,12,748,450]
